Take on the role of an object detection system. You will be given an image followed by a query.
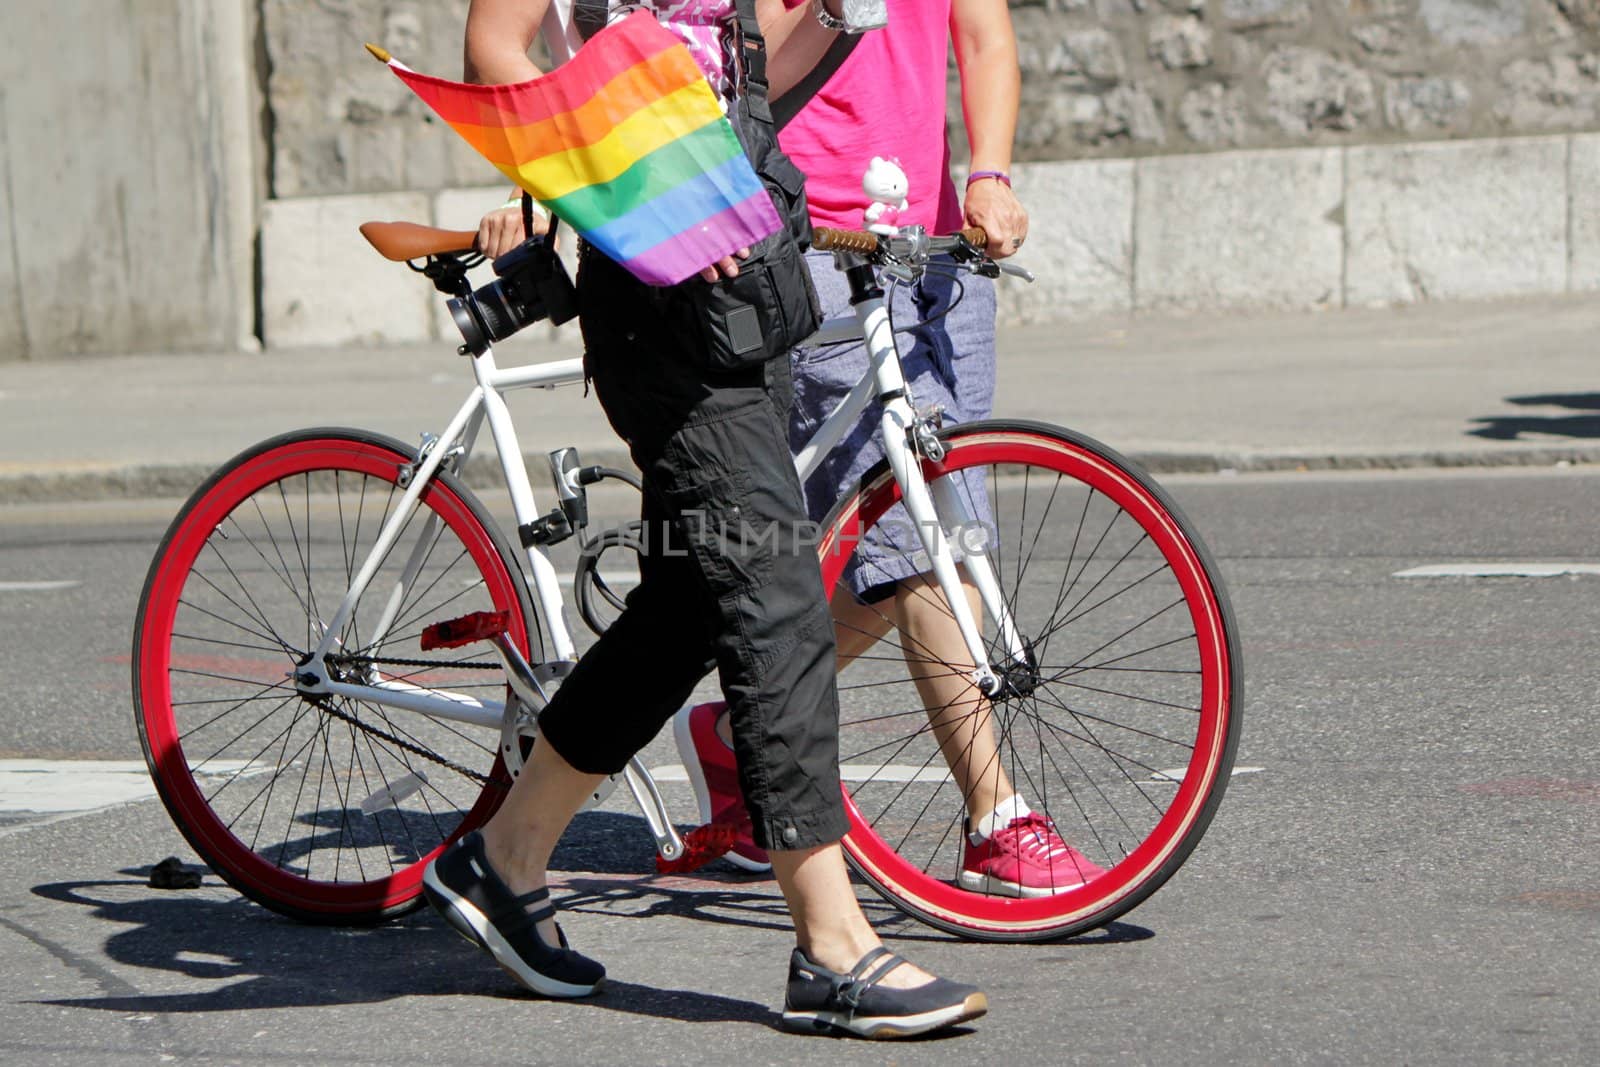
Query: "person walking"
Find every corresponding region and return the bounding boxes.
[673,0,1109,899]
[424,0,988,1039]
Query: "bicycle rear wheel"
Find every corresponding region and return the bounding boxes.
[820,420,1241,941]
[133,428,538,923]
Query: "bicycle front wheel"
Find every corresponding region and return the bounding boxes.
[133,428,538,923]
[821,420,1241,941]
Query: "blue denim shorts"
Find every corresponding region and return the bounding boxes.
[788,250,997,599]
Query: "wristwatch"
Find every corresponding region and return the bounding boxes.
[812,0,849,31]
[814,0,889,33]
[819,0,896,33]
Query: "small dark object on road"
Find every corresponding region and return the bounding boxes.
[148,856,203,890]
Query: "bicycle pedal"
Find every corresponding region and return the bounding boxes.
[654,823,737,875]
[420,610,510,650]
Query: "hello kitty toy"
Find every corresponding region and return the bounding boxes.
[862,157,910,236]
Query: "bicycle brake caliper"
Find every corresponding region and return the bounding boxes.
[396,433,464,488]
[910,405,946,462]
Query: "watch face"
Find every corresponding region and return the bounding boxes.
[841,0,890,30]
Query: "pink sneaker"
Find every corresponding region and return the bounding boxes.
[958,813,1105,897]
[672,702,771,873]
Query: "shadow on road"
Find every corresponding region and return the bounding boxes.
[1467,393,1600,440]
[25,876,776,1026]
[20,807,1150,1027]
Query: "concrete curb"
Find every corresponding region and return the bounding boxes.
[6,445,1596,505]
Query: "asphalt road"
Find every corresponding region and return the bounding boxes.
[1,468,1597,1065]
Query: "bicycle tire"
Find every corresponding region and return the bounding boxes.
[132,428,538,924]
[819,420,1241,941]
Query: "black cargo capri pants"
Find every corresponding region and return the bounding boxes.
[536,248,850,853]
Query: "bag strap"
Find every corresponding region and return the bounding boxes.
[772,29,861,131]
[572,0,611,41]
[731,0,773,124]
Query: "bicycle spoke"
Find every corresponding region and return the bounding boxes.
[177,679,299,743]
[138,434,537,920]
[825,426,1237,939]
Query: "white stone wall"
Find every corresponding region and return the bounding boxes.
[1572,134,1600,289]
[8,0,1598,359]
[0,0,257,360]
[260,133,1600,347]
[996,0,1600,163]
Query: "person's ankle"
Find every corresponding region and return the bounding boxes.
[798,937,934,990]
[967,792,1029,840]
[478,825,547,897]
[797,933,878,976]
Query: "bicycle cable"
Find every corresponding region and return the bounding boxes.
[806,257,969,349]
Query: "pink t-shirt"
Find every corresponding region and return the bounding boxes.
[777,0,963,233]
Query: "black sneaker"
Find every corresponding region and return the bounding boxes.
[782,946,987,1039]
[422,831,604,998]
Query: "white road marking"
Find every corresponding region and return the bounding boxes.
[1393,563,1600,578]
[658,762,1269,787]
[0,580,81,592]
[1150,765,1264,784]
[0,760,158,813]
[0,759,261,837]
[653,763,954,785]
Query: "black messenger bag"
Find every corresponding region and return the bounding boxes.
[678,0,823,371]
[574,0,824,371]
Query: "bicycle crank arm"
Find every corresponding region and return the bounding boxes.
[622,759,685,862]
[485,632,555,713]
[420,610,551,710]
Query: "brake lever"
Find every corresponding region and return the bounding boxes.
[997,261,1035,283]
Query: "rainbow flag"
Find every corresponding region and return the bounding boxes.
[374,12,780,286]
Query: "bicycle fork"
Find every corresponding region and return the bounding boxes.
[854,296,1028,697]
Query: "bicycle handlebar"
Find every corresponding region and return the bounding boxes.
[812,226,989,256]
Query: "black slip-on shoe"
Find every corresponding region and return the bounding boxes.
[781,946,987,1039]
[422,831,604,998]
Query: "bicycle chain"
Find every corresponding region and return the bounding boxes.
[303,691,508,791]
[343,654,503,671]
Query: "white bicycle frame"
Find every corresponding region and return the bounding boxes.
[291,251,1027,853]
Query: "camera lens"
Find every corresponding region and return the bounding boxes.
[474,280,522,341]
[448,238,564,354]
[448,297,488,355]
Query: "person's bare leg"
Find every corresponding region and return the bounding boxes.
[769,843,935,988]
[720,575,1017,819]
[889,575,1017,823]
[717,578,1018,823]
[817,576,1018,818]
[830,592,895,667]
[476,735,606,944]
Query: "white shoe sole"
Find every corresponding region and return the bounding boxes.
[782,993,988,1039]
[956,869,1087,898]
[672,707,772,874]
[422,865,601,999]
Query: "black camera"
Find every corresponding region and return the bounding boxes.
[448,235,578,355]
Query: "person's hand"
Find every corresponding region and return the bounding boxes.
[476,203,550,259]
[963,178,1028,260]
[698,247,751,282]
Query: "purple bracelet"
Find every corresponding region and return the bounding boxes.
[966,170,1012,188]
